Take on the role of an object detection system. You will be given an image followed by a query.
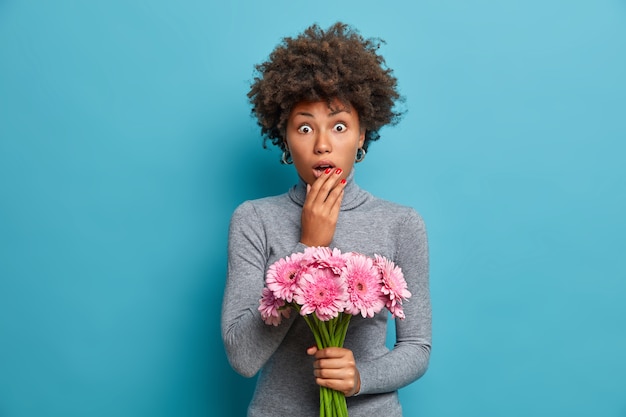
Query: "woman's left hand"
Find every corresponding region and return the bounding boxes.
[307,346,361,397]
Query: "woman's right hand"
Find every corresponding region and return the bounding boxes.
[300,168,347,247]
[307,345,361,397]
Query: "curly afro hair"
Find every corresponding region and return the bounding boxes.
[248,22,404,152]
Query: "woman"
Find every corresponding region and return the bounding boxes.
[221,22,431,417]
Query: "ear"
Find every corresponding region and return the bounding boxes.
[358,128,366,148]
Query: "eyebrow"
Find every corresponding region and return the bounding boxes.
[294,108,351,118]
[330,108,351,116]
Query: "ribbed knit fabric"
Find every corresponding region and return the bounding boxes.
[221,171,431,417]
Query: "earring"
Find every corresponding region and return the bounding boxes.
[355,147,366,163]
[281,149,293,165]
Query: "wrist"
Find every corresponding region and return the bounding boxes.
[348,370,361,397]
[299,237,331,247]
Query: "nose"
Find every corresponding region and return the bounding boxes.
[314,130,332,154]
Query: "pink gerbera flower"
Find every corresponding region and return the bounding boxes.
[342,253,386,318]
[389,303,406,320]
[375,254,411,319]
[294,267,347,321]
[258,287,290,326]
[303,246,347,275]
[266,252,305,302]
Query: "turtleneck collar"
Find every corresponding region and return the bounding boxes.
[288,169,370,210]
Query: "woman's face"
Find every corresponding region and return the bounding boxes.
[285,99,365,186]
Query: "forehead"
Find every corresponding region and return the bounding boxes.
[289,99,355,118]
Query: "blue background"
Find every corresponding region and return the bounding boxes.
[1,1,625,416]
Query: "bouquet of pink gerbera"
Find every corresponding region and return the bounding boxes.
[258,246,411,417]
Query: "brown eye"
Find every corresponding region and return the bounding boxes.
[334,123,347,132]
[297,125,312,134]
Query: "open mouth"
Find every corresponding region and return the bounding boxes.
[313,162,335,178]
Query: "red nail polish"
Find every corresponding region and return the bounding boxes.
[325,168,332,174]
[340,179,346,184]
[335,168,342,175]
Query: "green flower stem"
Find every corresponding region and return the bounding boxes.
[325,386,335,416]
[338,314,351,346]
[327,317,334,338]
[302,316,324,349]
[312,315,330,346]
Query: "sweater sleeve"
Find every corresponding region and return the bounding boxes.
[221,201,306,377]
[357,209,432,394]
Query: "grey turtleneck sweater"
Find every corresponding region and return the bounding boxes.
[221,173,431,417]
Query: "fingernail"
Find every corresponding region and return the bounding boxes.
[335,168,342,175]
[325,168,332,174]
[341,179,346,184]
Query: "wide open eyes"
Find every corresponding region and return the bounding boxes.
[333,122,347,132]
[295,122,348,134]
[297,124,312,134]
